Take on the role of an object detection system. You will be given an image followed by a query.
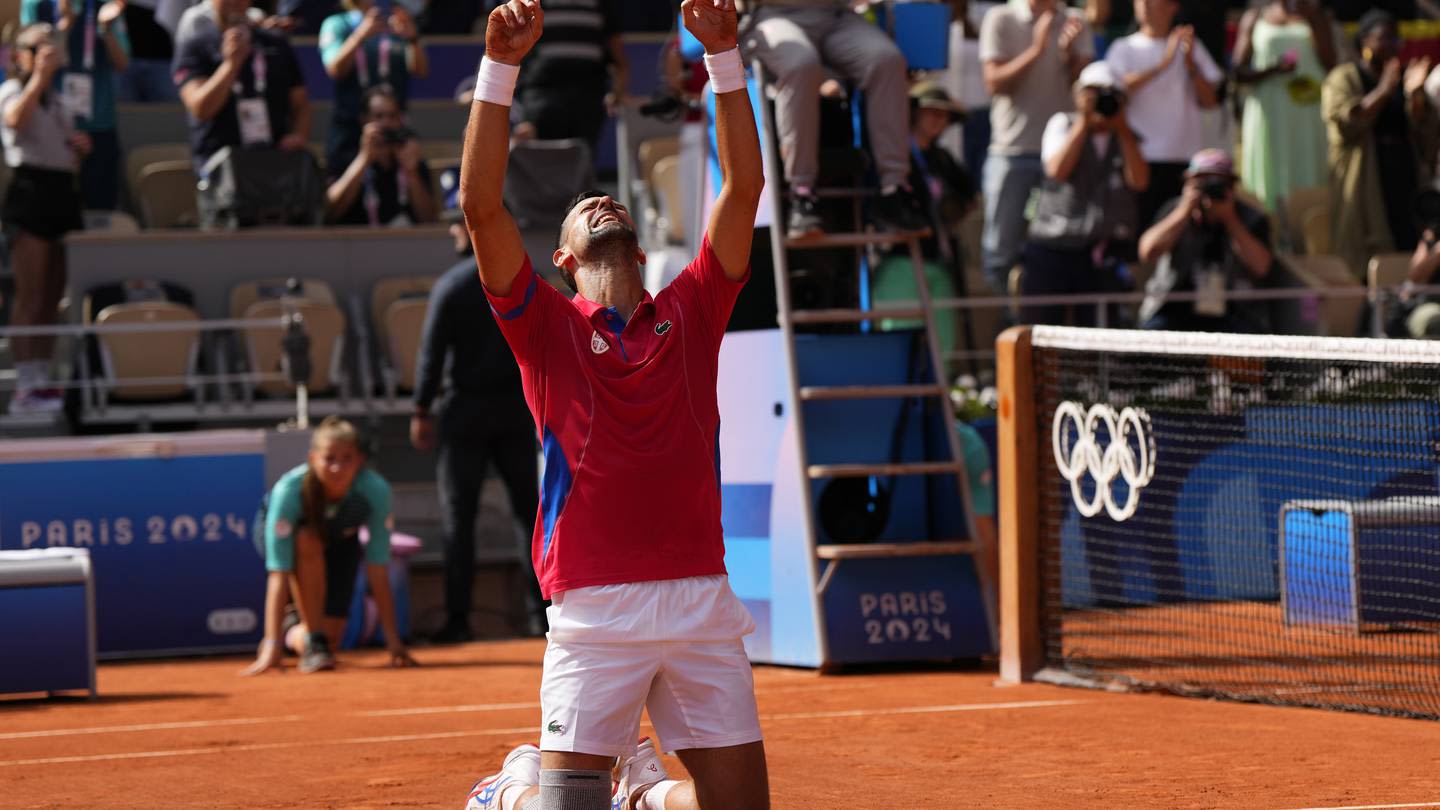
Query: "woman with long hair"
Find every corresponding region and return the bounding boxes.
[243,416,418,674]
[1,23,90,415]
[1233,0,1337,211]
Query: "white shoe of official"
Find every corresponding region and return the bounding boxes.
[465,743,541,809]
[612,737,668,810]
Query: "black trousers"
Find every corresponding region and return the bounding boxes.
[437,398,543,632]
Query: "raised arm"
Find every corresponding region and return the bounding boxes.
[457,0,542,296]
[685,0,761,281]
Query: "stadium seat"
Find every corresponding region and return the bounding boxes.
[93,301,202,402]
[419,140,463,165]
[82,209,141,233]
[136,161,200,229]
[370,275,437,349]
[124,142,191,205]
[1301,208,1331,257]
[1286,254,1364,337]
[638,136,680,192]
[1368,252,1413,337]
[384,298,428,392]
[240,298,347,396]
[649,154,685,246]
[1279,186,1330,254]
[229,278,337,321]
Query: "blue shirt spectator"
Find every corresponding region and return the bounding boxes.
[319,0,427,172]
[21,0,129,209]
[172,0,310,171]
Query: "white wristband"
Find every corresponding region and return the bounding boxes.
[474,57,520,106]
[703,47,745,95]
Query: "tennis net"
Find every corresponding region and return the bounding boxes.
[998,326,1440,719]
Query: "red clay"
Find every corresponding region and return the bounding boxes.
[3,639,1440,808]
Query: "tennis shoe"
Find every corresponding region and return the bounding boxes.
[612,737,667,810]
[298,633,335,673]
[465,743,540,809]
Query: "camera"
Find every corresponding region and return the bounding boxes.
[382,126,415,146]
[1094,88,1122,119]
[1200,177,1231,201]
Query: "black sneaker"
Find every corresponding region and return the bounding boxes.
[874,188,929,233]
[429,622,473,645]
[299,632,335,673]
[786,193,823,241]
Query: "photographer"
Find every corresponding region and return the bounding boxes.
[172,0,310,171]
[325,84,436,226]
[1019,61,1148,326]
[1138,149,1274,333]
[319,0,428,173]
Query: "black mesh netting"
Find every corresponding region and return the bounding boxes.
[1033,339,1440,719]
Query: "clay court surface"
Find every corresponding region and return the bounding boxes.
[4,640,1440,809]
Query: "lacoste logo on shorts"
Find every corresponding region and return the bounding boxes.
[590,331,610,354]
[546,720,566,734]
[655,320,672,335]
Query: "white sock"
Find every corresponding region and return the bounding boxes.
[499,781,532,810]
[636,780,681,810]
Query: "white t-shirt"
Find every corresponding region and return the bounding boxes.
[1041,112,1112,165]
[1105,33,1223,163]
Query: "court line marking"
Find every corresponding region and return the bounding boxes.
[1286,803,1440,810]
[0,699,1082,768]
[0,716,305,741]
[356,701,540,718]
[1290,795,1440,801]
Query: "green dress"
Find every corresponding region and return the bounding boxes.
[1240,19,1329,211]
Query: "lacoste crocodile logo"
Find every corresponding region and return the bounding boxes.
[547,720,566,734]
[655,320,672,335]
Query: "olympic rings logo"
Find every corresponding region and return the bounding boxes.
[1052,402,1156,522]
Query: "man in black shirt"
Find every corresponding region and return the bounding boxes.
[172,0,310,171]
[1138,149,1274,333]
[119,0,179,102]
[509,0,628,149]
[325,85,437,225]
[410,224,543,642]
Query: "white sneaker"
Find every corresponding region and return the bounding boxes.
[465,743,541,809]
[612,737,667,810]
[8,388,64,416]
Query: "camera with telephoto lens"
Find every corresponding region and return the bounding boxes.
[382,126,416,146]
[1093,87,1122,118]
[1200,177,1231,201]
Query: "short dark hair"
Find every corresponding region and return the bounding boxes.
[362,83,399,114]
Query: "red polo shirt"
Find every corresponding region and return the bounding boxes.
[483,238,748,598]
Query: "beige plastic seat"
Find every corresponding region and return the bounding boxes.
[370,276,437,349]
[419,140,463,165]
[94,301,201,400]
[1280,185,1330,253]
[1368,252,1414,336]
[1301,208,1331,257]
[137,161,200,229]
[385,298,429,392]
[82,209,141,234]
[638,137,679,189]
[125,143,191,204]
[229,278,337,321]
[1286,254,1365,337]
[649,154,685,245]
[241,298,347,396]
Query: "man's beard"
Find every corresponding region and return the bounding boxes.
[578,222,639,266]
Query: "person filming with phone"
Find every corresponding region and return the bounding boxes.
[1137,149,1274,333]
[325,84,436,226]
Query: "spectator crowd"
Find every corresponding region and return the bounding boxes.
[4,0,1440,416]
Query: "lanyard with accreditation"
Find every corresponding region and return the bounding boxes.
[233,39,272,147]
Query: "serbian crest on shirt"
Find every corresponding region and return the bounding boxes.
[590,331,610,354]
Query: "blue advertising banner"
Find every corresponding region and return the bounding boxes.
[0,436,268,657]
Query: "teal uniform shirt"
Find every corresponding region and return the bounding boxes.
[263,464,393,572]
[21,0,129,132]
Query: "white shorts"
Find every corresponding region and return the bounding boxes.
[539,575,764,757]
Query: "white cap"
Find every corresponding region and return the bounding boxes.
[1075,61,1121,93]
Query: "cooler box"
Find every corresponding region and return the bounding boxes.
[1280,497,1440,630]
[0,549,97,696]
